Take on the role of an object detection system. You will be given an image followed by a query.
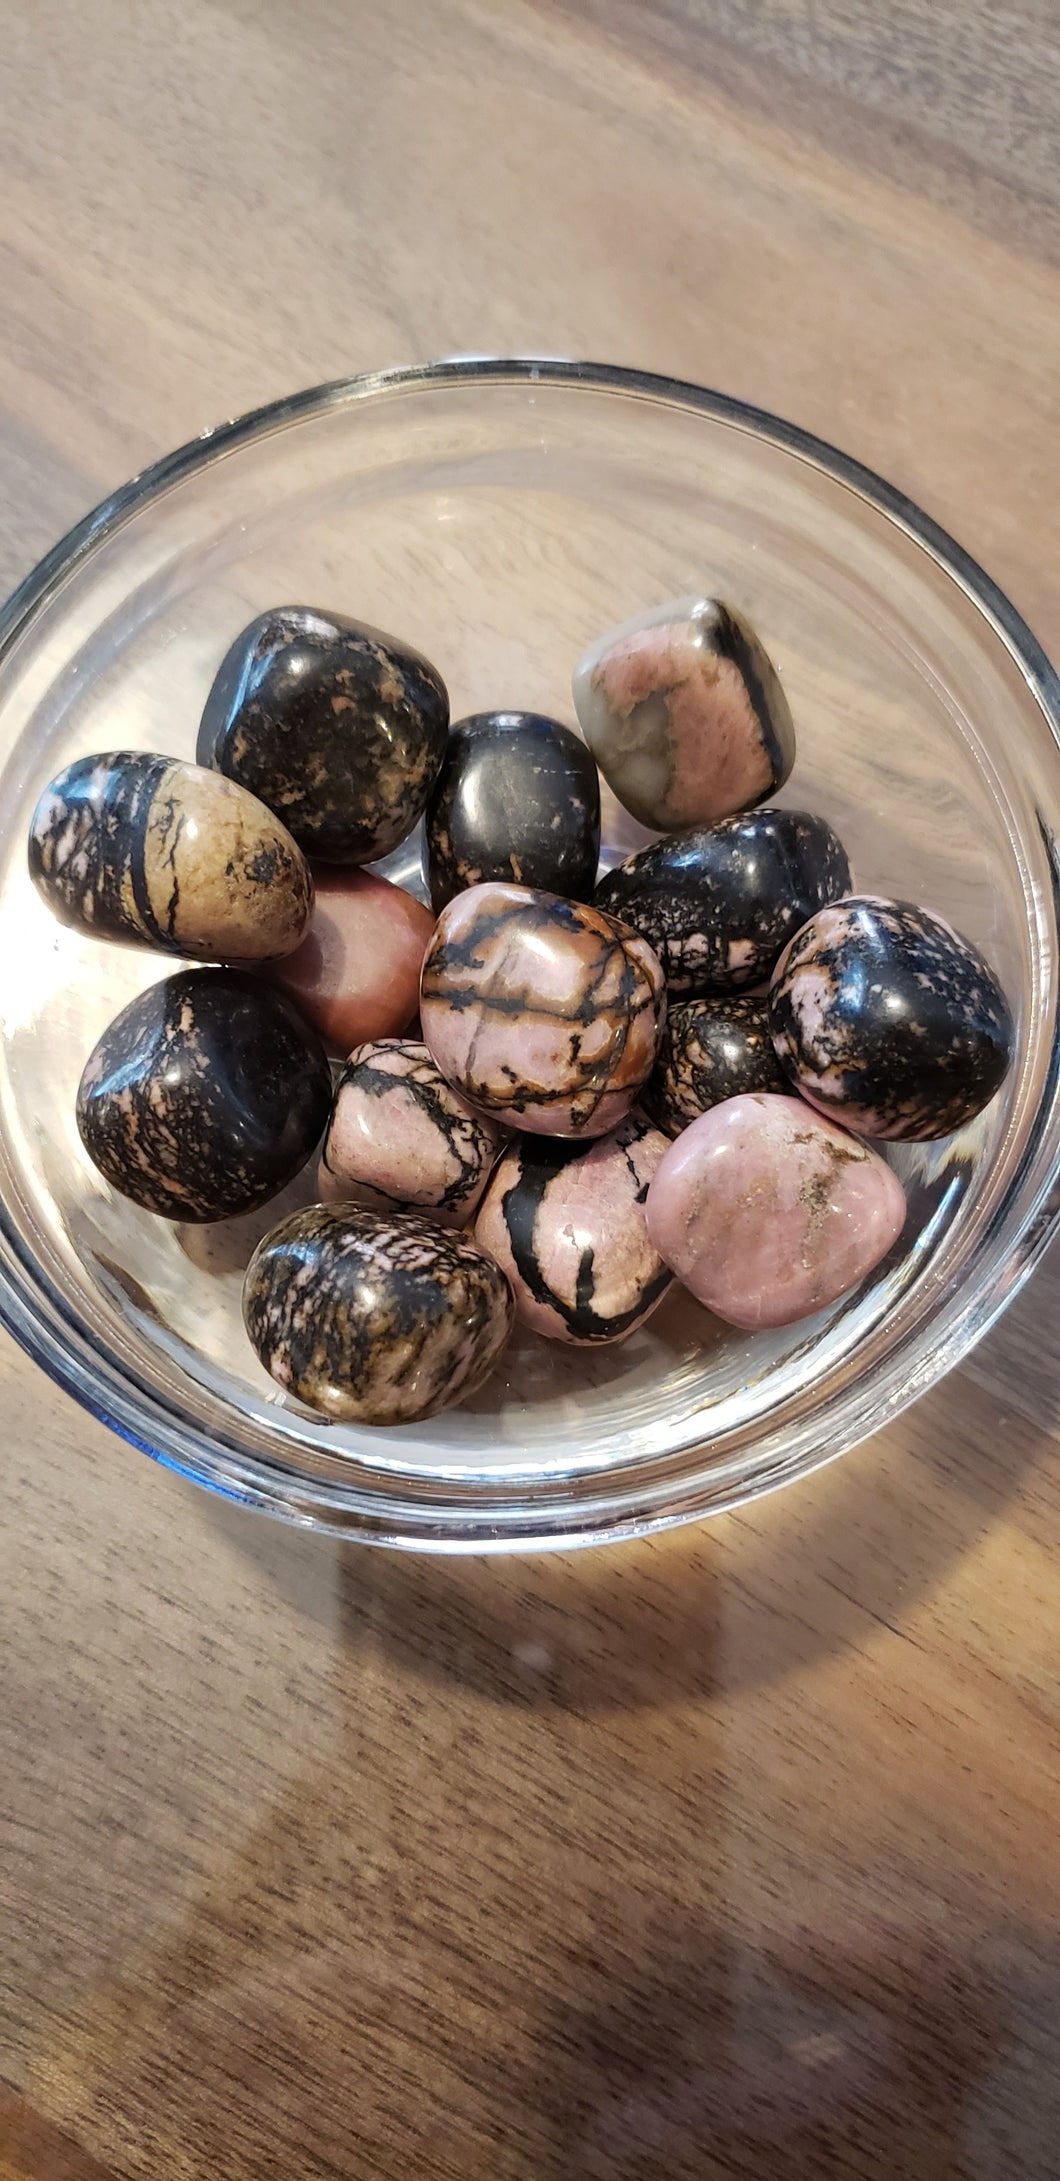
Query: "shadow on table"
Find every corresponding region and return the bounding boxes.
[198,1240,1056,1717]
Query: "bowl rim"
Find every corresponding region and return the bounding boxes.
[2,354,1059,1552]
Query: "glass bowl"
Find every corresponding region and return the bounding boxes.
[1,358,1058,1551]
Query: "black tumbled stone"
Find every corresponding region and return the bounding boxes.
[643,995,788,1137]
[595,807,852,995]
[424,711,601,912]
[76,968,333,1221]
[197,606,449,864]
[769,896,1014,1141]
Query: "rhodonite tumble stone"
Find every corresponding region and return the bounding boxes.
[644,994,787,1136]
[319,1039,502,1227]
[424,710,601,911]
[475,1112,673,1343]
[243,1206,514,1424]
[419,882,665,1138]
[76,968,332,1221]
[595,808,851,996]
[269,868,434,1051]
[769,897,1014,1140]
[573,595,795,830]
[646,1092,907,1329]
[197,606,449,863]
[28,752,312,961]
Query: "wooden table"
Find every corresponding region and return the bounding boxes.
[2,4,1059,2174]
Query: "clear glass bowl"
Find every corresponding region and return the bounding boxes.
[1,358,1058,1550]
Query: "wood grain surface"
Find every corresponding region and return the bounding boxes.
[1,3,1059,2176]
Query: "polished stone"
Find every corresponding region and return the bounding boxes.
[573,595,795,830]
[28,751,312,961]
[769,895,1015,1140]
[243,1205,515,1424]
[424,709,601,911]
[475,1111,672,1344]
[644,994,787,1136]
[76,968,332,1221]
[595,806,851,995]
[197,605,449,863]
[646,1092,907,1329]
[420,881,666,1138]
[269,867,434,1052]
[319,1038,503,1227]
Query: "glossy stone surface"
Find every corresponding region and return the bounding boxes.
[475,1112,672,1344]
[76,969,332,1222]
[770,896,1015,1140]
[28,752,312,962]
[644,994,787,1137]
[424,710,601,911]
[646,1092,907,1329]
[595,807,852,995]
[269,867,434,1052]
[319,1039,503,1227]
[197,606,449,864]
[420,882,666,1138]
[573,595,796,830]
[243,1205,514,1424]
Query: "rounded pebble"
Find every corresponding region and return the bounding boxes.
[595,806,851,995]
[243,1205,515,1424]
[769,896,1014,1140]
[77,969,332,1221]
[197,605,449,863]
[420,881,666,1138]
[319,1039,503,1227]
[644,994,788,1136]
[424,709,601,911]
[645,1092,907,1329]
[573,594,795,830]
[28,751,312,962]
[475,1112,673,1343]
[269,867,434,1052]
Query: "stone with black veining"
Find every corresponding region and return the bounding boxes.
[769,896,1014,1140]
[475,1112,673,1344]
[644,994,788,1137]
[243,1205,515,1424]
[28,752,313,961]
[76,968,332,1221]
[319,1038,503,1227]
[573,595,796,830]
[595,807,851,996]
[424,710,601,911]
[420,881,666,1138]
[197,605,449,863]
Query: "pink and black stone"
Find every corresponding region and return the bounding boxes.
[28,751,312,962]
[424,710,601,911]
[646,1092,907,1330]
[475,1112,672,1344]
[76,968,332,1222]
[243,1205,514,1424]
[319,1038,503,1228]
[644,994,787,1137]
[197,606,449,864]
[420,882,666,1138]
[573,595,796,830]
[769,896,1014,1141]
[595,807,851,995]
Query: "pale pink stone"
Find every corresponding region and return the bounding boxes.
[645,1092,906,1329]
[420,882,666,1138]
[474,1113,672,1343]
[572,596,795,832]
[319,1039,502,1228]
